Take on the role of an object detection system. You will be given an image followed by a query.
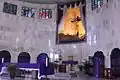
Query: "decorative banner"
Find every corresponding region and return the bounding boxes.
[3,2,17,15]
[39,9,42,19]
[21,6,35,18]
[91,0,103,10]
[45,9,49,19]
[38,8,52,19]
[42,9,46,19]
[57,1,86,43]
[48,9,52,19]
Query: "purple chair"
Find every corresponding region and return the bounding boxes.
[37,53,54,76]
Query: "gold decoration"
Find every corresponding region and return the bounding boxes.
[68,56,74,61]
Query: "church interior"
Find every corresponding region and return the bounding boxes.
[0,0,119,80]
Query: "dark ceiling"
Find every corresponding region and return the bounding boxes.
[18,0,82,4]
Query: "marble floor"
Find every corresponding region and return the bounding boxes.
[0,72,118,80]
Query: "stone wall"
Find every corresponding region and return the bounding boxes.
[86,0,120,67]
[0,0,57,63]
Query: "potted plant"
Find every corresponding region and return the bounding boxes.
[78,64,83,71]
[8,64,17,79]
[83,59,91,74]
[53,62,59,73]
